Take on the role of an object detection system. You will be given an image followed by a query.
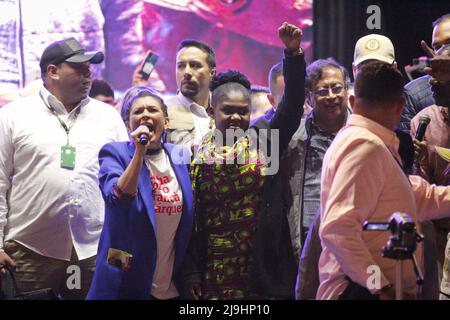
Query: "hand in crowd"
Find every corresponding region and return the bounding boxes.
[421,40,450,82]
[186,281,202,300]
[413,138,428,163]
[0,252,15,271]
[0,252,16,284]
[377,285,396,300]
[278,22,303,54]
[132,64,151,87]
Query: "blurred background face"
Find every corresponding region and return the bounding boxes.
[250,91,272,121]
[128,95,168,146]
[176,46,214,100]
[431,78,450,107]
[269,74,285,108]
[432,19,450,51]
[430,45,450,108]
[310,66,348,125]
[214,88,251,135]
[93,94,115,106]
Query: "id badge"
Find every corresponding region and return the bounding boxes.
[61,145,76,169]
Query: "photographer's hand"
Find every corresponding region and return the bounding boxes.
[421,40,437,59]
[427,57,450,82]
[421,40,450,82]
[0,251,16,275]
[0,252,15,288]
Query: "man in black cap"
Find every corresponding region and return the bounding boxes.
[0,38,128,299]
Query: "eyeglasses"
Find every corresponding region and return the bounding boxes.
[314,85,345,97]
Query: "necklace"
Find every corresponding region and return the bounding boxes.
[146,147,163,156]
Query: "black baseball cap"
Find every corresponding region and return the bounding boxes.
[39,37,104,73]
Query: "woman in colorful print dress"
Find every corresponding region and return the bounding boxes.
[185,22,306,300]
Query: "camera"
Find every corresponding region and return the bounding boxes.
[363,212,423,260]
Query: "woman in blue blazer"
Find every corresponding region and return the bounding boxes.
[87,87,194,299]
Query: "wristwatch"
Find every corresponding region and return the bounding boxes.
[285,48,304,56]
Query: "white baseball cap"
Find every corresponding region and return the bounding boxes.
[353,34,395,66]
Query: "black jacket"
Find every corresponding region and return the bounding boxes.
[248,52,306,299]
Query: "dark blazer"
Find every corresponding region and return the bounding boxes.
[86,142,194,300]
[183,52,306,299]
[247,52,306,299]
[398,75,434,132]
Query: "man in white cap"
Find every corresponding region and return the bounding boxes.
[297,34,399,300]
[353,34,440,300]
[352,34,416,172]
[0,37,128,299]
[352,34,396,76]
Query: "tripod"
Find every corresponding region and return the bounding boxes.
[364,212,424,300]
[382,237,424,300]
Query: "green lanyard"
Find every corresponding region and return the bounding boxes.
[40,92,81,169]
[40,92,81,145]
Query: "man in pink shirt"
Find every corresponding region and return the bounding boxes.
[318,61,450,300]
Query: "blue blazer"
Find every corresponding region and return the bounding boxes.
[86,142,194,300]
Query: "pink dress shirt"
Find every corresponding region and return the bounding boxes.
[318,114,450,299]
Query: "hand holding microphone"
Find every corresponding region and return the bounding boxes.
[132,125,153,153]
[415,114,430,142]
[139,133,149,145]
[413,114,430,162]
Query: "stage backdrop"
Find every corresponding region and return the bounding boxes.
[0,0,313,97]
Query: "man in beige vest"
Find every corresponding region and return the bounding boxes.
[164,40,216,152]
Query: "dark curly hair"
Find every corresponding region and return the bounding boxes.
[210,70,251,91]
[210,70,251,107]
[354,61,404,105]
[177,39,216,69]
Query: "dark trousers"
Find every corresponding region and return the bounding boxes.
[339,279,379,300]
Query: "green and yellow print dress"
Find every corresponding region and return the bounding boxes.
[191,131,268,300]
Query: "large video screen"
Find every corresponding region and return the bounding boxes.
[0,0,313,96]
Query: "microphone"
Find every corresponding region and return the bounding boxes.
[139,134,149,145]
[415,114,431,142]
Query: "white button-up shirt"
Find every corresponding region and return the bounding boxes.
[0,86,129,260]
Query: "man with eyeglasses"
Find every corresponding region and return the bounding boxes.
[297,34,425,300]
[255,58,351,299]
